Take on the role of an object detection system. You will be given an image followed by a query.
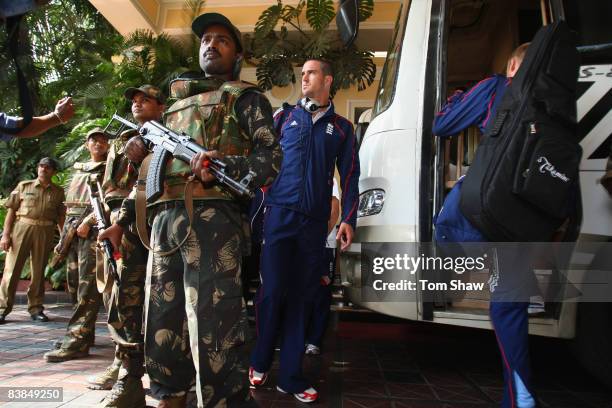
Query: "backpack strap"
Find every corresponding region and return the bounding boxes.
[486,78,511,137]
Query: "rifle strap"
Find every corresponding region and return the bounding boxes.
[135,154,195,256]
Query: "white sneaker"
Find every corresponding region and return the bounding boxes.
[305,344,321,355]
[277,385,318,403]
[248,367,267,387]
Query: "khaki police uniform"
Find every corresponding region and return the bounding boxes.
[0,179,65,316]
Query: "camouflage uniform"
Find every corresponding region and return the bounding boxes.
[56,160,106,351]
[116,76,281,407]
[98,129,148,398]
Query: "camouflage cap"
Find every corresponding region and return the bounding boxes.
[191,12,243,53]
[38,157,58,170]
[85,127,109,141]
[124,84,166,105]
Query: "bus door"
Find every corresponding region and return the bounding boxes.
[430,0,562,322]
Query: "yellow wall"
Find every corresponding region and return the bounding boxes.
[164,2,400,30]
[137,0,159,24]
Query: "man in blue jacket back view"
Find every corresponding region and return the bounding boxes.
[249,59,360,403]
[433,43,540,408]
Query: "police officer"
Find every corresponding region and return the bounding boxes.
[90,85,166,408]
[248,59,360,403]
[0,157,65,323]
[44,128,109,362]
[117,12,282,408]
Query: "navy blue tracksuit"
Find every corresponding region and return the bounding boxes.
[250,102,359,393]
[306,247,336,348]
[433,75,537,408]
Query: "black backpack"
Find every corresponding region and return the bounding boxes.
[459,21,582,242]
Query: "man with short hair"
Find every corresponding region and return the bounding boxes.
[113,13,282,408]
[44,128,110,362]
[433,44,540,408]
[0,157,65,323]
[248,59,360,403]
[90,84,166,408]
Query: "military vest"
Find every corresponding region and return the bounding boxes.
[65,160,106,216]
[152,77,258,203]
[102,129,139,206]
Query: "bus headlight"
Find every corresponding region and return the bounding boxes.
[358,189,385,218]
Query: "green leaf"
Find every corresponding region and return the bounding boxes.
[255,3,283,41]
[328,47,377,93]
[304,31,334,59]
[306,0,335,31]
[256,57,295,90]
[359,0,375,21]
[281,1,305,21]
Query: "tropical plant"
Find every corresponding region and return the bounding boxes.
[0,0,123,195]
[244,0,376,94]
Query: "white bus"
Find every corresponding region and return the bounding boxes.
[337,0,612,386]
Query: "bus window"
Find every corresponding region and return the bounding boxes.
[372,0,411,119]
[562,0,612,48]
[562,0,612,68]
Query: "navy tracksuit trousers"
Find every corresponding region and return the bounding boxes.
[306,247,336,348]
[489,246,539,408]
[490,302,536,408]
[250,206,326,393]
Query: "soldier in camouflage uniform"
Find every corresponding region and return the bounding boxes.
[111,12,282,408]
[89,85,166,408]
[44,128,109,362]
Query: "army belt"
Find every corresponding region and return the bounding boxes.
[18,217,54,227]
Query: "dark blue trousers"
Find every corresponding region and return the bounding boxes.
[250,207,326,393]
[490,303,536,408]
[306,247,335,347]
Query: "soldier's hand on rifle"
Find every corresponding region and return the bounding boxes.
[98,223,123,252]
[0,235,11,252]
[124,136,148,164]
[190,150,220,183]
[76,222,90,239]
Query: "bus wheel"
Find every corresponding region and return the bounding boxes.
[572,302,612,390]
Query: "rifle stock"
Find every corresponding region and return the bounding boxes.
[49,210,88,270]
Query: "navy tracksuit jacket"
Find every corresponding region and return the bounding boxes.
[433,75,537,408]
[250,101,360,393]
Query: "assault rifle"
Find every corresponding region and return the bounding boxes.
[88,182,121,287]
[110,114,256,202]
[49,209,88,270]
